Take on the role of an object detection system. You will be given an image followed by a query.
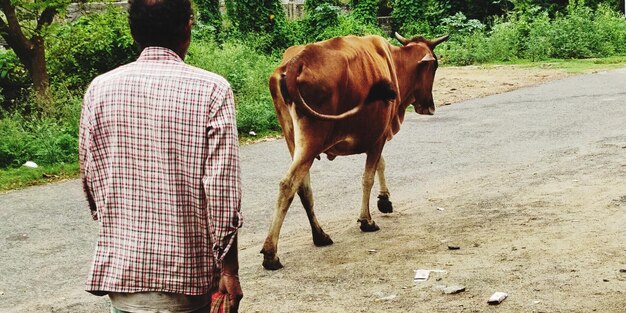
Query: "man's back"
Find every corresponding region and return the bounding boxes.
[80,47,242,296]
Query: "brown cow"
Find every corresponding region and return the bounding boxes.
[262,33,448,270]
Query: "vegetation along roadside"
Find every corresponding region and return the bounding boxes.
[1,0,626,191]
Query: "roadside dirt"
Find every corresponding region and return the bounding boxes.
[2,65,624,313]
[433,65,570,107]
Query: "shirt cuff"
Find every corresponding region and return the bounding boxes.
[212,210,243,261]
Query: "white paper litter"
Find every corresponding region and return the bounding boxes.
[23,161,38,168]
[414,269,447,282]
[414,269,430,282]
[488,292,508,304]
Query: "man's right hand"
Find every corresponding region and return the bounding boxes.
[218,272,243,313]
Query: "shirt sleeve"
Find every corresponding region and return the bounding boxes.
[203,86,243,262]
[79,85,97,216]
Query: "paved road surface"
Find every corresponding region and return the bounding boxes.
[1,68,625,312]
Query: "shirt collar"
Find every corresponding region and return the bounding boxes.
[137,46,184,63]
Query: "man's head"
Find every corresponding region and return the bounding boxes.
[128,0,193,58]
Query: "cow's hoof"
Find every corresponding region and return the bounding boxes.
[313,232,334,247]
[358,219,380,232]
[377,196,393,213]
[262,255,284,270]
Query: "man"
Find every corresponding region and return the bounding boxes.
[78,0,243,311]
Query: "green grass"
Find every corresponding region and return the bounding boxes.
[0,129,285,192]
[473,55,626,73]
[0,163,80,192]
[0,128,285,191]
[535,56,626,73]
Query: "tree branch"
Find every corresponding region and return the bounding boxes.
[0,0,32,53]
[35,7,58,33]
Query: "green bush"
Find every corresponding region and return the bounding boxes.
[221,0,291,53]
[0,49,29,88]
[304,0,342,14]
[434,13,489,65]
[0,115,30,167]
[195,0,222,35]
[0,49,30,110]
[488,20,522,62]
[438,32,490,65]
[436,12,485,36]
[281,6,385,45]
[488,6,549,62]
[316,13,385,41]
[438,2,626,65]
[280,18,310,47]
[186,39,280,134]
[593,4,626,55]
[0,88,81,168]
[225,0,285,35]
[400,20,435,38]
[550,4,598,58]
[524,11,553,61]
[46,7,138,89]
[393,0,450,34]
[305,4,342,41]
[538,1,626,59]
[351,0,379,25]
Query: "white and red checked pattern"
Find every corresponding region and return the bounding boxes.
[79,47,242,295]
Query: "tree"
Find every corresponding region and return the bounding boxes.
[226,0,285,34]
[0,0,70,98]
[446,0,510,21]
[392,0,450,34]
[196,0,222,34]
[305,0,340,13]
[351,0,379,25]
[225,0,288,50]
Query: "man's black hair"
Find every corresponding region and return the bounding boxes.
[128,0,193,51]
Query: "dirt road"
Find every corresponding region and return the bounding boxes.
[1,66,625,312]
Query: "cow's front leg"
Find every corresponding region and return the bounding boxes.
[261,158,314,270]
[376,156,393,213]
[358,148,383,232]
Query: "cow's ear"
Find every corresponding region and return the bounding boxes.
[428,35,449,49]
[417,54,436,64]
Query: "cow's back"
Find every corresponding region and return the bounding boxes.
[270,35,400,157]
[298,36,396,110]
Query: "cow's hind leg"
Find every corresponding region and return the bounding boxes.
[261,158,314,270]
[376,156,393,213]
[298,173,333,246]
[358,147,384,232]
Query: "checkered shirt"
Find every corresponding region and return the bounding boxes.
[79,47,243,295]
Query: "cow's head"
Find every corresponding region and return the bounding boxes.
[395,33,448,115]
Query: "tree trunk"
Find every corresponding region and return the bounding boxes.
[29,36,50,99]
[0,1,56,104]
[9,36,51,108]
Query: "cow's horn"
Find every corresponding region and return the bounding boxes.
[430,35,450,48]
[395,32,410,46]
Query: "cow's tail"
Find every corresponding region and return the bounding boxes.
[282,60,363,121]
